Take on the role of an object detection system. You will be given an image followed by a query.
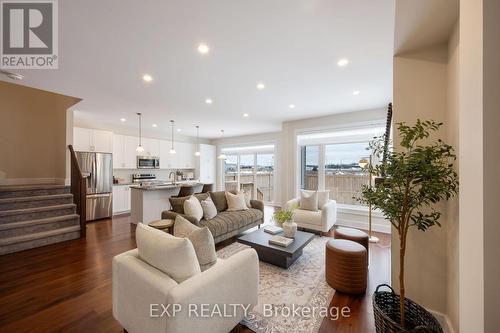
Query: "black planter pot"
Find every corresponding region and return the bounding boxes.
[373,284,443,333]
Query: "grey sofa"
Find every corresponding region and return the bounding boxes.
[162,191,264,243]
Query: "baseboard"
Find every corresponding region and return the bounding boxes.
[336,218,391,234]
[428,310,455,333]
[0,178,66,186]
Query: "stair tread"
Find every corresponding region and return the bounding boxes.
[0,214,79,231]
[0,184,68,192]
[0,193,73,204]
[0,225,81,246]
[0,203,76,217]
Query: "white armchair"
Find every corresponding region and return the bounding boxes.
[113,247,259,333]
[285,198,337,233]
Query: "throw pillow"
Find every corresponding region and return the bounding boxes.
[209,191,229,212]
[136,223,200,282]
[300,190,319,211]
[183,195,204,222]
[169,196,190,214]
[226,191,249,211]
[239,190,252,208]
[200,196,217,220]
[174,216,217,271]
[317,190,330,209]
[194,192,210,202]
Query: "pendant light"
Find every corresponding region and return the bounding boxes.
[169,120,176,154]
[194,125,201,156]
[217,129,227,160]
[136,113,145,153]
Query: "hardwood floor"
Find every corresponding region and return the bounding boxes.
[0,210,390,333]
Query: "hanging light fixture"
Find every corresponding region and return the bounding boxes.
[136,113,145,153]
[169,120,176,154]
[194,125,201,156]
[217,130,227,159]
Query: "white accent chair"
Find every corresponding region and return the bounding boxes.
[113,246,259,333]
[284,198,337,233]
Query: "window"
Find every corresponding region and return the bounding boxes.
[324,142,370,206]
[300,145,319,190]
[297,123,385,207]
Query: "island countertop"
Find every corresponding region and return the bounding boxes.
[129,182,203,191]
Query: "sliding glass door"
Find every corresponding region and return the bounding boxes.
[222,152,275,203]
[256,154,274,202]
[223,155,238,193]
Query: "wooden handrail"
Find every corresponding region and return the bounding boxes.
[68,145,86,237]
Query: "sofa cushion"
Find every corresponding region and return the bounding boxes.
[226,191,249,211]
[174,216,217,271]
[183,195,204,222]
[293,208,322,226]
[169,196,190,214]
[209,191,228,212]
[201,196,218,220]
[200,208,263,237]
[135,223,200,282]
[300,190,319,211]
[194,193,209,202]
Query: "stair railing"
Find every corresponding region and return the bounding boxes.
[68,145,86,237]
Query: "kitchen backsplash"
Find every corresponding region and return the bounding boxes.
[113,169,196,184]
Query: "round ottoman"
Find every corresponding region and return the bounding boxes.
[325,239,367,294]
[334,227,369,262]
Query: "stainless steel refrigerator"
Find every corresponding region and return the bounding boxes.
[75,152,113,221]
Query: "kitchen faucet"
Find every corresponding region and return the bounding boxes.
[168,171,177,184]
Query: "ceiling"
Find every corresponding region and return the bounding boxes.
[2,0,395,139]
[394,0,459,55]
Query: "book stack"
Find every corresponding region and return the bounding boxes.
[263,226,283,235]
[269,235,294,247]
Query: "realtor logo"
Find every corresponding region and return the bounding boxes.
[1,0,58,69]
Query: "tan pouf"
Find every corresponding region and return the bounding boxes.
[325,239,367,294]
[149,219,174,234]
[333,227,369,261]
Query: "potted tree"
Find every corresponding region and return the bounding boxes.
[358,120,458,332]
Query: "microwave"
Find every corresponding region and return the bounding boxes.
[137,156,160,169]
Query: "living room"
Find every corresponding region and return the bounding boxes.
[1,1,499,333]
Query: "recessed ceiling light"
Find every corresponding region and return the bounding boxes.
[289,104,295,109]
[120,118,127,122]
[205,98,213,104]
[243,113,249,118]
[142,74,153,82]
[337,58,349,67]
[177,128,182,132]
[256,82,265,90]
[197,43,210,54]
[352,90,360,95]
[152,123,158,127]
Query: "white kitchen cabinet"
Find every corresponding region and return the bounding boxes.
[73,127,113,153]
[73,127,92,152]
[142,138,160,157]
[92,129,113,153]
[175,142,195,169]
[113,134,139,169]
[159,139,174,169]
[197,144,216,183]
[113,185,131,214]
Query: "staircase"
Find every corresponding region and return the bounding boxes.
[0,184,81,255]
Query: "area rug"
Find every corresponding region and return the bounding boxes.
[217,236,335,333]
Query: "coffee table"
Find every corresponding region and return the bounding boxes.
[237,228,315,268]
